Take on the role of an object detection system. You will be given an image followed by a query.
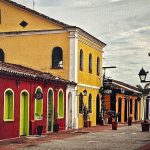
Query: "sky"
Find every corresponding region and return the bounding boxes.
[13,0,150,87]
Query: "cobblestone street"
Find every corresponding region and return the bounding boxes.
[0,123,150,150]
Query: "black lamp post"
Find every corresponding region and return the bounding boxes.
[138,68,150,83]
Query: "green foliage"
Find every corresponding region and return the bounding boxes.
[83,105,90,121]
[106,110,120,119]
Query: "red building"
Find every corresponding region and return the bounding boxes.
[0,62,76,140]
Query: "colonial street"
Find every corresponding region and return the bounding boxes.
[17,123,150,150]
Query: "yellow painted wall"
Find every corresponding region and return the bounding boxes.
[0,1,63,32]
[78,86,99,128]
[0,32,70,79]
[78,35,103,87]
[77,35,103,128]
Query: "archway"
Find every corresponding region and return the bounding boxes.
[124,99,127,122]
[96,94,100,124]
[47,89,54,132]
[0,49,4,62]
[20,91,29,136]
[118,98,122,122]
[134,99,138,120]
[68,92,72,128]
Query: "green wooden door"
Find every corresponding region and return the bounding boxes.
[20,92,29,136]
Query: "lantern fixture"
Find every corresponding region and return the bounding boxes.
[76,89,87,96]
[138,68,150,83]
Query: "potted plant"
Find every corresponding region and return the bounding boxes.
[108,117,112,124]
[37,125,43,136]
[141,119,149,132]
[128,115,132,126]
[34,113,43,136]
[83,105,90,127]
[99,111,105,125]
[106,110,115,124]
[111,112,120,130]
[112,119,117,130]
[53,111,59,132]
[35,113,43,120]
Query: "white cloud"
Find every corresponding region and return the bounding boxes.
[119,26,150,37]
[110,0,124,2]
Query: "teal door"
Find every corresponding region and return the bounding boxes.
[20,91,29,136]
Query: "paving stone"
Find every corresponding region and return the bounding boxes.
[0,123,150,150]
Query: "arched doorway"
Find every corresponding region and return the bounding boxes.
[134,99,138,120]
[20,91,29,136]
[130,99,133,115]
[124,99,127,122]
[68,92,72,128]
[96,94,100,124]
[118,98,122,122]
[47,89,54,132]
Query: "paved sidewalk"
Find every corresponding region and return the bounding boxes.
[0,124,112,150]
[0,123,149,150]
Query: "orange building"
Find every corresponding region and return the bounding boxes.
[102,79,142,123]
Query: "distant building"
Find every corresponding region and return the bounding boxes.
[102,79,143,123]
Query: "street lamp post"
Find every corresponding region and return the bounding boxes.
[138,67,150,120]
[138,68,150,83]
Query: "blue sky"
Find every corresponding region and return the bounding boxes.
[13,0,150,86]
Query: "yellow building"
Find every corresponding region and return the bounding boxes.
[0,0,106,128]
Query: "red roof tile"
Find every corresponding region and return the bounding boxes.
[0,62,76,85]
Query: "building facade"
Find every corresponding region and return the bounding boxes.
[0,0,106,128]
[0,62,76,140]
[102,79,142,123]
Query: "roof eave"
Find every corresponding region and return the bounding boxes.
[67,26,106,48]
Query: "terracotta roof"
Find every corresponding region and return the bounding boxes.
[2,0,106,47]
[0,62,76,85]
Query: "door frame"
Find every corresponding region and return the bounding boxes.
[47,88,54,132]
[20,90,29,136]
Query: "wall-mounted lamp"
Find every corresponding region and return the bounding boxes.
[76,89,87,96]
[83,89,87,96]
